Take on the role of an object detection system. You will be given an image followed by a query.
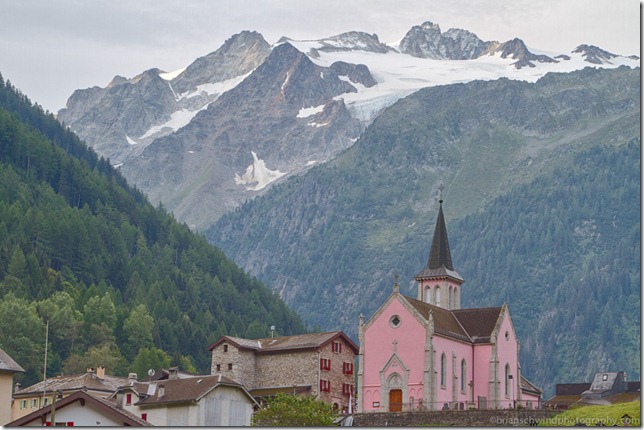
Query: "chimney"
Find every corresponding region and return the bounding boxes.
[128,373,138,384]
[116,387,124,409]
[169,367,179,380]
[87,367,95,374]
[270,326,275,338]
[157,385,165,398]
[14,382,21,393]
[96,366,105,380]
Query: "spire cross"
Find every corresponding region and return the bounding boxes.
[438,183,445,202]
[392,339,398,353]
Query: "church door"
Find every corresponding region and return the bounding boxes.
[389,389,403,412]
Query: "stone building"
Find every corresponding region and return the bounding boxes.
[208,331,358,411]
[357,198,541,412]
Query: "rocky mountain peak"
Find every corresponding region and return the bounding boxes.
[398,20,490,60]
[488,37,557,69]
[171,31,271,94]
[572,44,619,64]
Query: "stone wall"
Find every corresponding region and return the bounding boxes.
[351,409,558,427]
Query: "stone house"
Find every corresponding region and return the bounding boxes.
[11,367,127,422]
[0,347,24,425]
[544,372,640,409]
[208,331,359,411]
[358,199,541,412]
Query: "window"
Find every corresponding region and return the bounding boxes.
[216,364,221,372]
[332,341,342,353]
[20,399,27,409]
[342,383,354,396]
[126,393,132,405]
[449,286,453,309]
[32,398,38,408]
[223,344,228,352]
[460,359,467,393]
[320,358,331,371]
[227,363,233,370]
[435,286,441,306]
[389,315,401,328]
[320,380,331,392]
[505,363,511,397]
[343,362,353,375]
[440,353,446,388]
[602,374,608,381]
[141,413,148,421]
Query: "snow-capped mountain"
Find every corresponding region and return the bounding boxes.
[57,21,639,230]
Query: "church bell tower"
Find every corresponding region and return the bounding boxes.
[415,192,464,309]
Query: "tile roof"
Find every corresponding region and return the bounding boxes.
[520,375,542,395]
[209,331,358,353]
[14,371,128,396]
[0,347,24,373]
[135,374,252,406]
[7,391,151,426]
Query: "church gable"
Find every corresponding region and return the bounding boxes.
[363,291,428,333]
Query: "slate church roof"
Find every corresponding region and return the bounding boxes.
[405,296,503,344]
[415,200,463,281]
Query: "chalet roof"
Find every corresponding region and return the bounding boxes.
[135,374,255,407]
[583,372,624,395]
[208,331,359,354]
[404,296,502,343]
[7,390,151,427]
[0,347,24,373]
[14,371,128,396]
[415,200,463,282]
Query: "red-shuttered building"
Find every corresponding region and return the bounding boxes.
[208,331,358,411]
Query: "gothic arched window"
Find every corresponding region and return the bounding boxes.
[505,363,511,397]
[435,286,441,306]
[460,359,467,393]
[449,286,453,309]
[440,353,446,388]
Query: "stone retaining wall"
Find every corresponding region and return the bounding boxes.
[350,409,558,426]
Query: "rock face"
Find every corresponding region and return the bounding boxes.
[398,21,492,60]
[119,42,364,228]
[398,21,558,68]
[57,22,639,231]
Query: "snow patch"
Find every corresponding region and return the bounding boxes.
[178,72,251,100]
[306,160,317,166]
[297,104,325,118]
[159,67,186,80]
[126,135,137,145]
[139,108,204,139]
[307,121,330,127]
[235,151,287,191]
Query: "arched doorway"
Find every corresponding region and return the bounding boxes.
[389,389,403,412]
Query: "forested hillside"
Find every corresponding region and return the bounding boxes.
[0,74,305,386]
[207,66,640,397]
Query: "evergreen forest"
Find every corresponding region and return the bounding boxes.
[0,74,305,386]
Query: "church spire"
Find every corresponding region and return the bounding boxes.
[415,187,463,308]
[426,199,454,271]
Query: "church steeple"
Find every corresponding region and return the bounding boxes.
[426,200,454,271]
[415,190,463,309]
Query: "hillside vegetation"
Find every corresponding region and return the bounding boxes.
[207,66,640,397]
[0,75,305,385]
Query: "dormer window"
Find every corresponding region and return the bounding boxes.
[603,374,608,381]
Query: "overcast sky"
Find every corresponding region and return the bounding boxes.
[1,0,640,113]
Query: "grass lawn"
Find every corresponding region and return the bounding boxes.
[539,400,640,426]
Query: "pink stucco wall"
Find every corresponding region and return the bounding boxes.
[362,297,426,411]
[362,297,526,412]
[495,311,520,409]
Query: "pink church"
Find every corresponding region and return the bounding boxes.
[357,199,541,412]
